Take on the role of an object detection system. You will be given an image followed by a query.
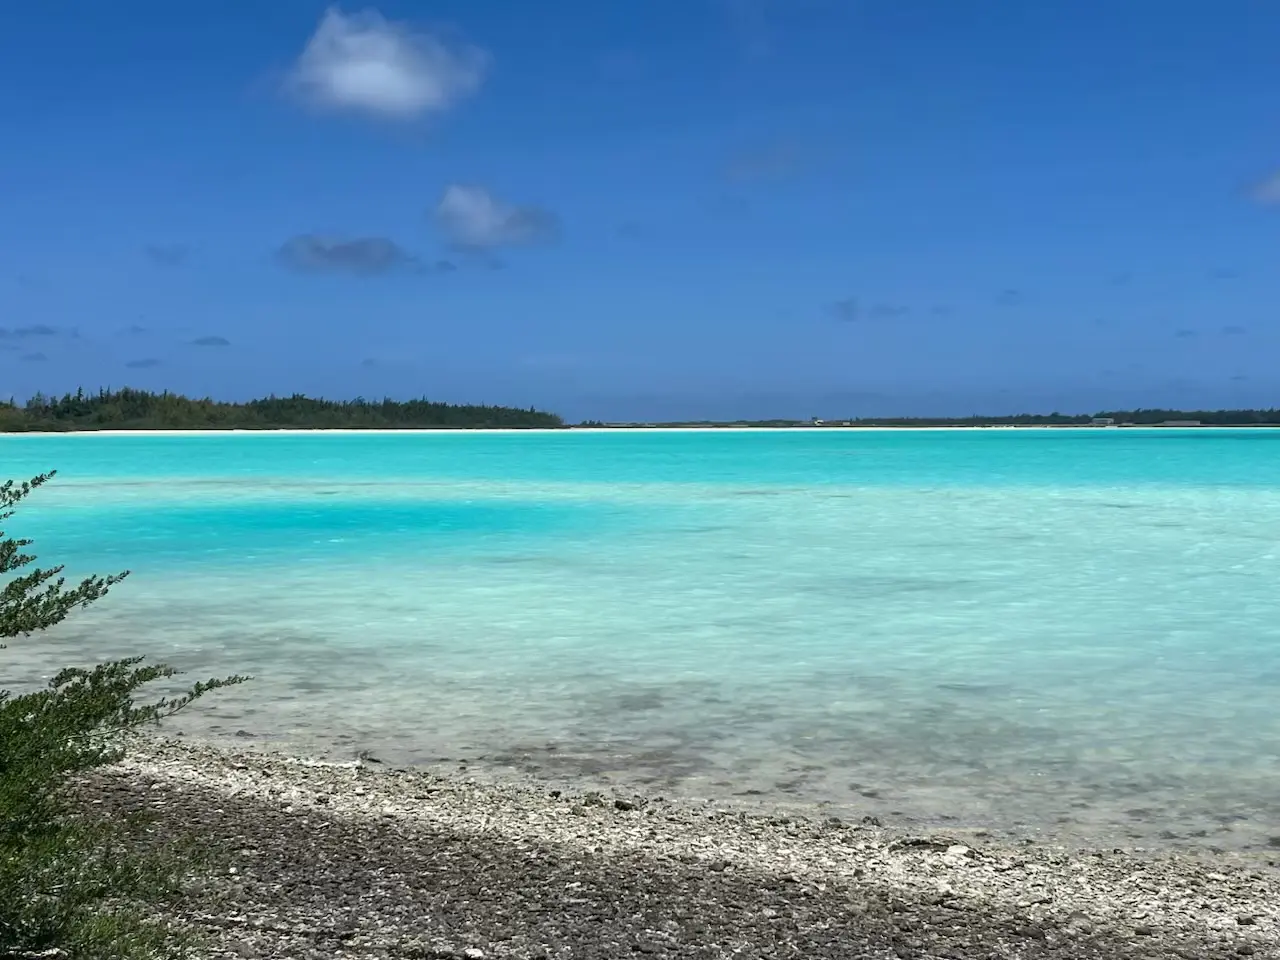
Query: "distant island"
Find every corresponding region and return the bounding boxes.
[580,409,1280,428]
[0,388,564,431]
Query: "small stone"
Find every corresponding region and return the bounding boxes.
[1134,925,1155,936]
[614,799,637,812]
[1238,916,1258,926]
[1236,945,1256,956]
[463,949,485,959]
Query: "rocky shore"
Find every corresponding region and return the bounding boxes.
[87,738,1280,959]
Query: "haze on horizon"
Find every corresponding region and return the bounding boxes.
[2,1,1278,423]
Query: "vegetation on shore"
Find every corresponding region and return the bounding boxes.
[1,471,246,958]
[0,388,564,432]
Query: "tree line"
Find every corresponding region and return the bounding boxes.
[0,388,564,431]
[606,409,1280,427]
[844,409,1280,426]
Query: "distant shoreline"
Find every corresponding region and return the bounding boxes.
[8,390,1279,433]
[3,424,1280,437]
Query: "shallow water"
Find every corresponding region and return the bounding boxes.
[4,429,1280,850]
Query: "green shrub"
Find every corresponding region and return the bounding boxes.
[1,471,247,959]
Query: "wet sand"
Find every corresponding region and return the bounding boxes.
[85,737,1280,959]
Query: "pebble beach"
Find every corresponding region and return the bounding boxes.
[86,738,1280,960]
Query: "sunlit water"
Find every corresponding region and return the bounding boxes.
[4,429,1280,851]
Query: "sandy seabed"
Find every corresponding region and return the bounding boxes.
[84,737,1280,960]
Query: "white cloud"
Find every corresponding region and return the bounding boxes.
[433,185,559,250]
[285,6,486,119]
[1252,170,1280,204]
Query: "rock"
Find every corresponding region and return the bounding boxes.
[463,949,485,959]
[614,799,637,812]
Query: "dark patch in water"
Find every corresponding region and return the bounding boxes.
[936,682,1004,695]
[613,691,666,713]
[815,575,973,599]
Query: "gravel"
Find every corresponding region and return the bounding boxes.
[83,737,1280,959]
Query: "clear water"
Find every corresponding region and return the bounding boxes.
[3,429,1280,850]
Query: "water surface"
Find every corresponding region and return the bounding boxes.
[4,429,1279,850]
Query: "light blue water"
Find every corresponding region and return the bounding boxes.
[4,429,1280,850]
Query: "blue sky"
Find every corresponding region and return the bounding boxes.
[2,0,1279,421]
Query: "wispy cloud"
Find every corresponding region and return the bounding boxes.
[276,234,434,275]
[828,297,859,322]
[0,324,59,339]
[1250,170,1280,204]
[1174,328,1198,339]
[1222,324,1247,336]
[125,358,162,368]
[144,243,191,267]
[20,352,48,362]
[995,288,1022,307]
[285,6,487,120]
[433,185,560,251]
[869,303,910,320]
[192,336,231,347]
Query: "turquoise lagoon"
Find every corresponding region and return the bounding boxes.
[3,428,1279,849]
